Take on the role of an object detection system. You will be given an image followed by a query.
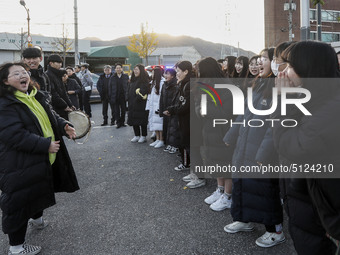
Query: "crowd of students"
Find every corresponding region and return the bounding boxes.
[128,40,340,255]
[0,40,340,254]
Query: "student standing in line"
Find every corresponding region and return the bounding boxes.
[128,64,149,143]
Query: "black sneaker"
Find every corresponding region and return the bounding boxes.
[163,145,172,152]
[8,243,42,255]
[101,122,108,126]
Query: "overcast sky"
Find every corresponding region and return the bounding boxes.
[0,0,265,54]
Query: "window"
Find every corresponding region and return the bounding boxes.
[310,9,340,22]
[310,32,340,42]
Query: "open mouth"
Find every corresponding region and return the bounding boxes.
[20,79,28,86]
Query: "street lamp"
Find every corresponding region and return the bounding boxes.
[19,0,32,47]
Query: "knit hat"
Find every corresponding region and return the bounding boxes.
[22,47,42,58]
[47,54,63,63]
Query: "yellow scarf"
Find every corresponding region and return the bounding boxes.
[14,87,56,164]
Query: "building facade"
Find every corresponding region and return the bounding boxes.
[264,0,340,47]
[146,46,202,67]
[0,32,90,66]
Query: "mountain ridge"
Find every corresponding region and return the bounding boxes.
[87,34,256,59]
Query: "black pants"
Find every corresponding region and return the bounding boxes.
[162,116,169,144]
[179,147,190,167]
[102,98,115,124]
[115,96,126,125]
[265,225,277,233]
[133,125,147,136]
[8,211,43,246]
[83,90,92,118]
[78,90,84,111]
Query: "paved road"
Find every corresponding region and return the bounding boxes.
[0,103,297,255]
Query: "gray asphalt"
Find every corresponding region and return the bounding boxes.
[0,103,297,255]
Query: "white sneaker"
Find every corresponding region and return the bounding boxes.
[131,136,140,143]
[210,193,232,211]
[8,243,42,255]
[255,231,286,248]
[154,140,164,148]
[186,178,206,189]
[182,173,197,182]
[174,163,189,171]
[28,218,49,230]
[204,188,223,205]
[224,221,255,234]
[149,140,159,146]
[138,136,146,143]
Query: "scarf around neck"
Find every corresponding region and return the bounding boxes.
[14,87,56,165]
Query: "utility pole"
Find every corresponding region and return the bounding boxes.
[300,0,310,41]
[317,3,322,41]
[284,0,296,41]
[20,28,24,57]
[74,0,79,65]
[19,0,32,47]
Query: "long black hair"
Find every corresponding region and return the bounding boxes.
[224,56,236,78]
[151,67,162,95]
[282,41,339,78]
[0,62,38,97]
[197,57,225,78]
[130,64,149,84]
[177,61,193,84]
[274,41,296,59]
[231,56,249,78]
[282,41,340,105]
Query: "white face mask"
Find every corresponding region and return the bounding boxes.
[271,60,280,77]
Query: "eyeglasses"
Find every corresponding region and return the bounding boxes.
[260,57,269,62]
[8,71,31,79]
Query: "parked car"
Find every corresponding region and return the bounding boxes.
[89,73,101,103]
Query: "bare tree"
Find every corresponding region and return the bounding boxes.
[53,24,73,67]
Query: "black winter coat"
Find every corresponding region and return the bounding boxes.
[109,73,129,104]
[127,79,149,126]
[167,78,190,149]
[0,90,79,234]
[66,78,81,109]
[68,73,82,90]
[159,78,177,145]
[198,81,235,176]
[97,73,112,100]
[273,89,340,254]
[224,78,282,225]
[30,65,51,92]
[159,78,177,117]
[46,66,73,119]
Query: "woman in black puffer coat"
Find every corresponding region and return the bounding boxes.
[159,68,179,150]
[127,64,149,143]
[223,48,285,249]
[273,41,340,255]
[0,62,79,254]
[164,61,192,170]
